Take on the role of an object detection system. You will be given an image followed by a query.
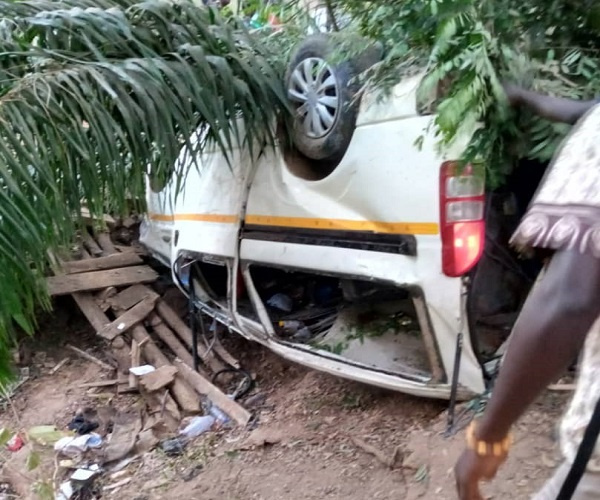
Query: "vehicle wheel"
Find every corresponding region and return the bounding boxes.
[285,34,383,163]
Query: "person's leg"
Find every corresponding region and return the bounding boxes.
[532,462,600,499]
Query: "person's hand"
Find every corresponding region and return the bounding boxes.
[454,448,507,500]
[502,82,524,107]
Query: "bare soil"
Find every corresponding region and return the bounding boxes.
[0,304,568,500]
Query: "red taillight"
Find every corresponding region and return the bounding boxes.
[440,161,485,277]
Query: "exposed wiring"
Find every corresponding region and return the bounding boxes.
[200,316,218,357]
[189,265,199,372]
[212,368,254,400]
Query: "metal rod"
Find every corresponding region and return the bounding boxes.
[446,331,463,435]
[189,266,199,372]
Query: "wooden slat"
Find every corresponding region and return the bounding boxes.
[147,313,204,376]
[96,233,118,255]
[139,365,178,392]
[174,359,251,426]
[114,304,200,415]
[80,207,116,228]
[97,295,158,340]
[108,284,159,311]
[63,253,143,274]
[72,292,110,331]
[83,233,103,257]
[155,300,226,373]
[47,266,158,296]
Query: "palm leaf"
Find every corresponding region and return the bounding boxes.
[0,0,296,377]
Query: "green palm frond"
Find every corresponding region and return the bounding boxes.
[0,0,295,375]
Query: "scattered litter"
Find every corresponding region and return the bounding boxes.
[68,414,99,435]
[278,320,305,335]
[104,413,142,463]
[6,434,24,452]
[209,405,230,425]
[71,465,101,481]
[291,327,312,343]
[56,481,74,500]
[179,415,215,439]
[267,293,293,312]
[160,437,186,456]
[54,433,102,457]
[129,365,156,376]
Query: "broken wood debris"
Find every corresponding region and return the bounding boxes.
[49,228,250,440]
[66,344,114,371]
[97,295,159,340]
[79,207,117,228]
[138,365,178,392]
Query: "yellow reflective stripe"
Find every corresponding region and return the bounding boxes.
[148,213,439,235]
[245,215,439,235]
[148,213,237,223]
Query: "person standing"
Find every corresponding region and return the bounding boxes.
[454,86,600,499]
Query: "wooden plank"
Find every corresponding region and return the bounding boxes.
[80,207,117,228]
[97,295,158,340]
[122,320,201,415]
[129,340,142,389]
[66,344,115,371]
[96,233,118,255]
[147,313,205,377]
[139,365,178,392]
[111,337,132,376]
[83,232,104,257]
[63,253,142,274]
[108,284,159,311]
[72,292,110,331]
[47,266,158,296]
[174,359,251,427]
[155,300,226,373]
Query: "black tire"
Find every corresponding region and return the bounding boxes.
[285,34,383,163]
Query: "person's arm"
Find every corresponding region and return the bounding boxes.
[455,249,600,499]
[505,84,598,124]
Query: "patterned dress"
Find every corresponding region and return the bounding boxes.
[511,104,600,471]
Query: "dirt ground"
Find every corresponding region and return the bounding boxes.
[0,305,569,500]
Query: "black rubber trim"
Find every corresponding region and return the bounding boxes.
[242,224,417,256]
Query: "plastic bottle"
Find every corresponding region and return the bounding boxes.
[278,320,305,335]
[209,405,230,424]
[179,415,216,438]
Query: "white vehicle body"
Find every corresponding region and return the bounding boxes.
[139,67,506,401]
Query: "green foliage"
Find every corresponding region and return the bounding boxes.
[326,0,600,186]
[0,0,295,377]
